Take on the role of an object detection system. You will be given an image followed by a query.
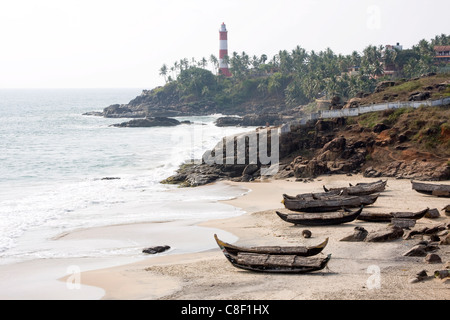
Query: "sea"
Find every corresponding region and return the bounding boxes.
[0,88,255,265]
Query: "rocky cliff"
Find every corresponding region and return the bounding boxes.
[162,104,450,187]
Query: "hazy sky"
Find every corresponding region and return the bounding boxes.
[0,0,448,89]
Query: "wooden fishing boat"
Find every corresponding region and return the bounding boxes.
[217,245,331,274]
[214,234,328,257]
[349,179,384,186]
[275,206,363,226]
[285,190,344,200]
[282,193,378,212]
[323,180,387,196]
[357,207,429,222]
[411,181,450,197]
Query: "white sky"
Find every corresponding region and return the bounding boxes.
[0,0,448,89]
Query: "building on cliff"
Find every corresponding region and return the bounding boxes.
[434,45,450,63]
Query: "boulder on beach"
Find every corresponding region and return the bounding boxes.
[142,245,170,254]
[340,226,368,242]
[424,253,442,264]
[302,230,312,238]
[365,226,404,242]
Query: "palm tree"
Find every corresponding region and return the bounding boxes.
[170,66,176,80]
[257,79,268,98]
[260,54,268,64]
[173,61,180,76]
[209,54,218,74]
[241,51,250,74]
[159,64,168,83]
[251,55,260,70]
[201,57,208,69]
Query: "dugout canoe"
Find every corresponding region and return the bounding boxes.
[275,206,363,226]
[323,179,387,196]
[357,207,429,222]
[282,194,378,212]
[214,234,328,257]
[218,246,331,274]
[411,181,450,198]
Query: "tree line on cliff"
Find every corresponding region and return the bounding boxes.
[155,34,450,114]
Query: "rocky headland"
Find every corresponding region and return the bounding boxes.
[85,74,450,185]
[161,103,450,188]
[161,82,450,187]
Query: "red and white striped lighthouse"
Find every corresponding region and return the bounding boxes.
[219,22,232,77]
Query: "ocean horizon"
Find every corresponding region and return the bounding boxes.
[0,88,254,264]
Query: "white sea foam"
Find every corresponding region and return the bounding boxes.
[0,89,255,263]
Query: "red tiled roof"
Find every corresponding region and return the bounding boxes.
[434,45,450,51]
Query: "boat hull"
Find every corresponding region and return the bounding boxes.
[412,181,450,198]
[214,234,328,257]
[283,194,377,212]
[276,207,363,226]
[357,208,429,222]
[323,180,387,196]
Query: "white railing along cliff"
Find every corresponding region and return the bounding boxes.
[285,97,450,131]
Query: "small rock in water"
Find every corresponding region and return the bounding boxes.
[302,230,312,238]
[142,245,170,254]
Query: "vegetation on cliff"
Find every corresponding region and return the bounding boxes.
[151,34,450,116]
[162,75,450,187]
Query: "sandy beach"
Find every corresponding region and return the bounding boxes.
[74,175,449,300]
[1,174,449,300]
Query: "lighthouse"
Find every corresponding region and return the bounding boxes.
[219,23,232,77]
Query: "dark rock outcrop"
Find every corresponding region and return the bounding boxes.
[424,253,442,264]
[291,136,367,178]
[215,113,286,127]
[402,241,439,256]
[142,245,170,254]
[408,91,431,101]
[103,104,147,118]
[340,226,369,242]
[215,116,243,127]
[111,117,181,128]
[363,160,450,180]
[365,226,404,242]
[375,81,396,93]
[425,208,440,219]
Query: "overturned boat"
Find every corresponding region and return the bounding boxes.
[357,207,429,222]
[411,181,450,198]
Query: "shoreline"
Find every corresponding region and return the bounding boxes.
[1,175,449,300]
[70,175,450,299]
